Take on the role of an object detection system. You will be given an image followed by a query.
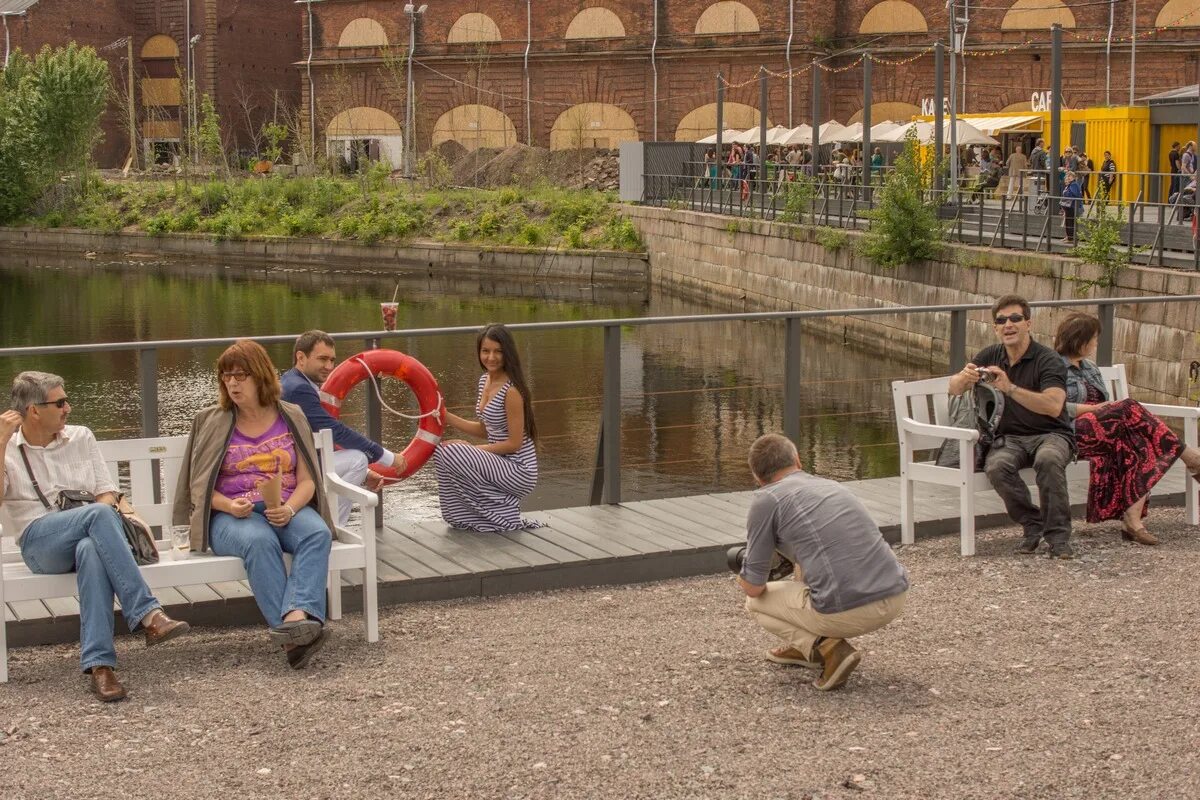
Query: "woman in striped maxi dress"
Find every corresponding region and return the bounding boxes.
[434,324,544,532]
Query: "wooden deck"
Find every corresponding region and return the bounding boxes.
[7,463,1193,646]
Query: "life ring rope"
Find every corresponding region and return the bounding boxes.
[351,356,444,426]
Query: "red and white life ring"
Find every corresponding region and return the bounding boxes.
[319,349,444,481]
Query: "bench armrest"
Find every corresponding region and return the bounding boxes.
[898,418,980,442]
[1140,403,1200,421]
[325,474,379,508]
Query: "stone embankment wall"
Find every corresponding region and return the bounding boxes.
[0,228,649,288]
[623,206,1200,405]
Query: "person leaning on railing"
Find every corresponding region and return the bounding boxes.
[175,339,335,670]
[1054,313,1200,546]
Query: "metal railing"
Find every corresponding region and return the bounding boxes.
[644,164,1200,270]
[3,296,1198,515]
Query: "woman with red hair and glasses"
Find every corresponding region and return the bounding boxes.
[174,339,335,668]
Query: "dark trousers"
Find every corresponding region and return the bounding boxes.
[984,434,1074,546]
[1064,207,1077,241]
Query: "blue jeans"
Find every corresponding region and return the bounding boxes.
[208,503,331,627]
[19,504,160,672]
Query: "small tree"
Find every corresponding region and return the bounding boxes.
[1073,195,1131,289]
[261,121,288,164]
[197,93,226,172]
[860,130,944,267]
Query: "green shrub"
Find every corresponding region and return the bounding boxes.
[451,220,473,241]
[815,226,849,251]
[40,211,65,228]
[602,216,643,251]
[496,187,521,205]
[1073,196,1132,289]
[145,212,172,236]
[174,208,199,232]
[197,181,230,214]
[860,131,943,267]
[477,209,504,237]
[779,175,816,224]
[336,215,360,238]
[516,222,546,246]
[564,223,585,249]
[281,207,323,236]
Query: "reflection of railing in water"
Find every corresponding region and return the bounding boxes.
[3,296,1198,518]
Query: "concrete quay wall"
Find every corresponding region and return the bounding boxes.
[623,206,1200,405]
[0,228,650,289]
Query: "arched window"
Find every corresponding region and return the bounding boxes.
[551,103,639,150]
[1155,0,1200,27]
[140,34,180,59]
[859,1,928,33]
[848,102,921,124]
[565,7,626,39]
[675,102,769,141]
[338,18,388,48]
[694,2,760,35]
[448,13,502,43]
[432,105,518,150]
[326,107,404,166]
[1001,0,1076,30]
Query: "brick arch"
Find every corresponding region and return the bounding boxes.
[1156,0,1200,27]
[432,105,518,151]
[695,2,761,34]
[566,7,626,39]
[550,103,639,150]
[141,34,179,59]
[859,1,928,34]
[674,102,768,141]
[848,102,921,124]
[448,13,502,43]
[338,18,389,47]
[1001,0,1075,29]
[326,106,402,137]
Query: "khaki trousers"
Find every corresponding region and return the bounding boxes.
[745,581,906,661]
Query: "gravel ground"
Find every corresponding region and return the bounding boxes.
[2,511,1199,800]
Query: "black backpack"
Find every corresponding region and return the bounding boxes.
[934,383,1005,471]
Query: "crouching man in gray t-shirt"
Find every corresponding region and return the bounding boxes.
[737,434,909,691]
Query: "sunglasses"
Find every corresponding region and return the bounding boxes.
[994,313,1027,325]
[220,371,252,383]
[34,397,70,409]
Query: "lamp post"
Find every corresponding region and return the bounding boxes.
[404,3,427,178]
[188,33,201,161]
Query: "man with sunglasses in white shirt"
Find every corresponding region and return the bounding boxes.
[0,371,190,701]
[948,296,1076,558]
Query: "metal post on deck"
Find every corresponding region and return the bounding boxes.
[1097,304,1116,366]
[138,348,162,504]
[862,54,872,199]
[759,67,768,218]
[934,42,944,194]
[365,337,384,528]
[601,325,622,504]
[811,59,821,178]
[949,309,968,371]
[1049,24,1062,201]
[716,72,724,213]
[783,317,803,446]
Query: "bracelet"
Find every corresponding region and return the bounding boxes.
[283,505,296,519]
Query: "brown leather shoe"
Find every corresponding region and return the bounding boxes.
[813,638,862,691]
[89,666,127,702]
[1121,525,1159,546]
[143,610,191,646]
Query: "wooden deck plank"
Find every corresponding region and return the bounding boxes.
[409,522,529,572]
[378,528,478,578]
[619,502,742,549]
[441,528,560,570]
[563,505,706,553]
[495,529,590,565]
[155,587,190,607]
[647,496,748,530]
[373,539,446,581]
[518,523,623,562]
[9,599,51,621]
[549,508,671,555]
[590,503,729,549]
[174,583,222,604]
[209,580,254,600]
[43,596,80,618]
[386,524,507,575]
[636,498,748,545]
[528,513,645,558]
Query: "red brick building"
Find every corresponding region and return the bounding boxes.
[297,0,1200,162]
[4,0,301,167]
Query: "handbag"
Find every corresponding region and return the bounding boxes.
[934,383,1005,471]
[18,445,159,566]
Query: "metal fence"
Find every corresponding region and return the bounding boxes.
[2,296,1198,519]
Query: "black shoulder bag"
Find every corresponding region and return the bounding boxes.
[18,445,159,565]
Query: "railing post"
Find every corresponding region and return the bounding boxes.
[783,317,802,446]
[949,309,968,372]
[1127,201,1136,260]
[365,336,384,529]
[601,324,622,504]
[1097,303,1116,366]
[138,347,159,437]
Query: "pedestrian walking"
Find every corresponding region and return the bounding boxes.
[1077,151,1093,200]
[1099,151,1117,200]
[1168,141,1182,199]
[1005,145,1028,199]
[1060,171,1083,243]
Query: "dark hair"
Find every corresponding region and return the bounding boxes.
[293,329,335,364]
[477,323,537,441]
[1053,312,1102,357]
[990,294,1031,320]
[1172,141,1181,148]
[217,339,281,410]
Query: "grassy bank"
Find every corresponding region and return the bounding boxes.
[22,175,644,252]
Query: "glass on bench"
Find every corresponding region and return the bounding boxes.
[169,526,191,560]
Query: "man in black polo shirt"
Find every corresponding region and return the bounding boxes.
[949,294,1076,558]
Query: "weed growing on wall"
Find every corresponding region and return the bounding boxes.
[1072,196,1131,289]
[860,130,944,267]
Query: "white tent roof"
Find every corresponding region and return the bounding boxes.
[0,0,40,15]
[729,126,767,144]
[778,124,813,145]
[947,119,1000,146]
[955,114,1042,136]
[765,125,794,145]
[877,121,934,143]
[877,120,998,146]
[697,128,744,144]
[819,120,852,141]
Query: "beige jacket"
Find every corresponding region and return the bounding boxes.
[172,401,336,551]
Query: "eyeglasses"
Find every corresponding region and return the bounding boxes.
[220,371,251,383]
[34,397,70,409]
[994,313,1027,325]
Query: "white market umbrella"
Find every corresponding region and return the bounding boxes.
[778,124,813,145]
[731,126,765,144]
[869,121,899,140]
[765,125,793,145]
[839,122,864,142]
[697,128,744,144]
[945,119,999,146]
[878,121,935,143]
[819,120,852,141]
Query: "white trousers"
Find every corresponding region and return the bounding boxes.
[331,449,370,526]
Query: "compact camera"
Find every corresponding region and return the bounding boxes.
[976,367,995,383]
[726,545,795,582]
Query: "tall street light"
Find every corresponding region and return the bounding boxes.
[404,3,427,178]
[294,0,326,166]
[188,33,201,160]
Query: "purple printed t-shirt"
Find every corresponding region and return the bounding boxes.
[214,416,298,503]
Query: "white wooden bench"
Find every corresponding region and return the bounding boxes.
[892,364,1200,556]
[0,428,379,682]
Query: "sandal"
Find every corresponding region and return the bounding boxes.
[765,646,823,669]
[1120,525,1159,546]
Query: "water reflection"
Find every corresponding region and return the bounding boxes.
[0,256,937,522]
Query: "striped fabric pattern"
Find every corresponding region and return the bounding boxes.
[434,376,544,532]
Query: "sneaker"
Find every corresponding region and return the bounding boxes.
[765,646,823,669]
[1015,536,1042,555]
[813,638,861,691]
[1047,542,1075,560]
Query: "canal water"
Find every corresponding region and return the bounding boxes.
[0,255,938,523]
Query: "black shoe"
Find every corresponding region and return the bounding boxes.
[269,618,322,648]
[1015,536,1042,555]
[1047,542,1075,560]
[286,626,328,670]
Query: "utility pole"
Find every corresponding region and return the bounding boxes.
[811,59,821,176]
[948,0,960,202]
[759,67,768,215]
[934,41,944,192]
[863,54,872,192]
[1050,24,1062,199]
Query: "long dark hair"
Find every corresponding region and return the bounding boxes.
[477,323,537,441]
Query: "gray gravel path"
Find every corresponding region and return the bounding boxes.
[2,510,1199,800]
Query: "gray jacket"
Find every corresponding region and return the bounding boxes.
[1062,356,1107,421]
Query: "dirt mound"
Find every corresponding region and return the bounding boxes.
[449,144,619,192]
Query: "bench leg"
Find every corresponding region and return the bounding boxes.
[900,476,916,545]
[327,571,342,621]
[960,482,976,557]
[0,575,7,683]
[363,552,379,644]
[1186,421,1199,526]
